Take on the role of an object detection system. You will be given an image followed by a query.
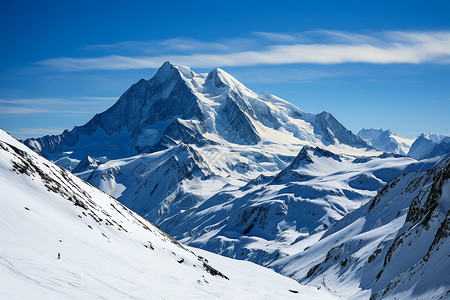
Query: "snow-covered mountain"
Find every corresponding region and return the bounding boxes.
[24,61,370,164]
[408,133,450,160]
[0,129,337,299]
[357,130,450,160]
[357,128,414,155]
[21,62,442,270]
[9,61,450,298]
[154,146,436,266]
[271,154,450,299]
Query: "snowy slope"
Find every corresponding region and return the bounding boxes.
[157,146,437,265]
[408,133,450,160]
[0,129,337,299]
[357,128,414,155]
[270,154,450,300]
[17,63,382,264]
[77,141,437,268]
[21,62,443,270]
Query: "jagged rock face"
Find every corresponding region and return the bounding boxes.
[272,146,340,184]
[271,155,450,300]
[370,158,450,299]
[138,118,211,153]
[408,133,450,160]
[220,95,261,145]
[315,112,367,148]
[72,155,100,174]
[98,75,204,135]
[405,159,449,226]
[24,62,205,159]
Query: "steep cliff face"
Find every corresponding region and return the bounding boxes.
[271,155,450,300]
[315,112,368,148]
[408,133,450,160]
[24,62,205,160]
[221,94,261,145]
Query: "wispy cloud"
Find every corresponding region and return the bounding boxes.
[75,96,117,101]
[8,127,66,138]
[0,107,48,114]
[0,98,70,105]
[38,30,450,71]
[232,68,344,84]
[0,96,117,115]
[83,37,255,54]
[253,32,301,42]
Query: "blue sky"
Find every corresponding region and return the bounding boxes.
[1,0,449,139]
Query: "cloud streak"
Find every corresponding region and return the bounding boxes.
[83,37,259,54]
[8,128,67,137]
[0,107,48,114]
[231,68,344,84]
[75,96,117,101]
[39,30,450,71]
[0,97,117,115]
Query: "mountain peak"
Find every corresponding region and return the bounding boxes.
[206,68,226,88]
[206,67,231,88]
[153,61,181,81]
[293,146,315,164]
[73,155,100,174]
[291,146,342,167]
[205,67,250,94]
[421,133,447,143]
[158,61,176,73]
[408,133,450,159]
[24,63,374,163]
[316,111,331,119]
[315,111,368,148]
[152,61,196,83]
[359,128,392,136]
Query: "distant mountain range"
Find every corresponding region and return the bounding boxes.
[357,128,414,155]
[357,129,450,160]
[16,62,450,299]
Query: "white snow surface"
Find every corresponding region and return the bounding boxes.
[0,129,337,299]
[390,135,414,156]
[20,62,443,270]
[270,155,450,300]
[80,142,437,268]
[6,62,450,299]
